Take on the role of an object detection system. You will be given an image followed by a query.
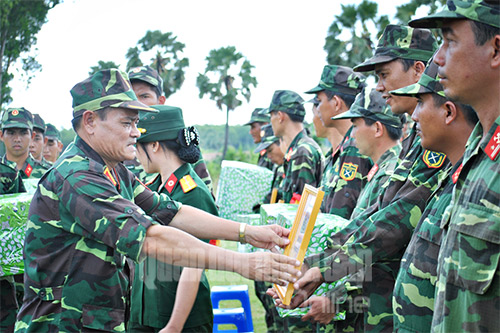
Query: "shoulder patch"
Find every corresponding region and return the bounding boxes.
[366,164,379,182]
[485,126,500,161]
[180,175,197,193]
[340,162,358,181]
[422,150,446,168]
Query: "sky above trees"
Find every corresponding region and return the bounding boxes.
[8,0,400,130]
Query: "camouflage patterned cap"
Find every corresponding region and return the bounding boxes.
[137,105,186,143]
[45,123,61,141]
[32,114,46,133]
[1,107,33,130]
[244,108,270,125]
[128,65,164,97]
[267,90,306,117]
[305,65,366,96]
[332,88,403,128]
[304,96,320,105]
[410,0,500,29]
[70,69,157,119]
[254,124,279,153]
[390,59,446,98]
[353,25,439,72]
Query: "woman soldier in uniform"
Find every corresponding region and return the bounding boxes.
[129,105,216,332]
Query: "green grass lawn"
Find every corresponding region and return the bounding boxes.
[206,241,267,332]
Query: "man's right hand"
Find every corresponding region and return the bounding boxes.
[237,252,301,285]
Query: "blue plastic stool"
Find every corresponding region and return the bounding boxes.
[211,285,253,333]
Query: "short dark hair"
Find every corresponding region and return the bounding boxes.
[33,128,45,137]
[323,90,357,108]
[71,107,112,131]
[130,79,161,99]
[470,20,500,46]
[398,58,429,72]
[431,93,479,127]
[363,117,403,141]
[138,139,200,164]
[287,112,304,123]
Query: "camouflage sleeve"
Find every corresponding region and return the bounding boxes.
[192,156,214,197]
[316,150,449,284]
[282,144,322,203]
[0,166,25,194]
[321,144,373,218]
[53,169,178,261]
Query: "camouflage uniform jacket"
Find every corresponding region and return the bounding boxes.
[320,127,373,218]
[265,164,285,204]
[307,125,449,331]
[257,152,274,170]
[0,155,48,180]
[351,143,401,219]
[393,160,459,332]
[281,130,324,203]
[432,118,500,332]
[130,163,216,329]
[0,161,25,194]
[15,136,180,332]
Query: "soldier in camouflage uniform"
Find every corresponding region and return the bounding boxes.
[410,1,500,331]
[285,25,449,332]
[42,123,63,164]
[245,108,273,170]
[266,90,324,204]
[128,65,215,193]
[306,96,343,156]
[252,123,286,332]
[389,59,479,332]
[332,88,403,219]
[14,69,299,332]
[305,65,373,218]
[0,108,48,180]
[29,114,52,168]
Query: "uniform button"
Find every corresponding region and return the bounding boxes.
[39,290,46,298]
[166,204,172,209]
[126,208,134,214]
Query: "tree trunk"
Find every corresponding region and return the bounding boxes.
[222,105,230,160]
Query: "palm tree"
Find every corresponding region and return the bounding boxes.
[196,46,257,160]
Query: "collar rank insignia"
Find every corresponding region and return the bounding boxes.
[103,166,119,189]
[422,150,446,168]
[452,163,463,184]
[485,126,500,161]
[340,162,358,181]
[164,173,178,194]
[24,164,33,178]
[180,175,197,193]
[285,147,293,162]
[367,164,379,182]
[260,149,266,156]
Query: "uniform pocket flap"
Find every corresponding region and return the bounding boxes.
[82,304,125,332]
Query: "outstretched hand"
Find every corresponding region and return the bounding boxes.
[245,224,291,250]
[301,296,337,325]
[238,252,301,285]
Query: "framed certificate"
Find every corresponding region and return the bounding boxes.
[273,184,324,305]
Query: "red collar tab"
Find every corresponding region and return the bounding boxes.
[367,164,379,182]
[24,163,33,178]
[290,192,301,204]
[164,173,178,194]
[452,163,463,184]
[485,126,500,161]
[260,149,266,156]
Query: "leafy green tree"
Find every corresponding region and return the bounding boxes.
[324,0,446,68]
[89,60,121,75]
[0,0,61,111]
[125,30,189,99]
[196,46,257,160]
